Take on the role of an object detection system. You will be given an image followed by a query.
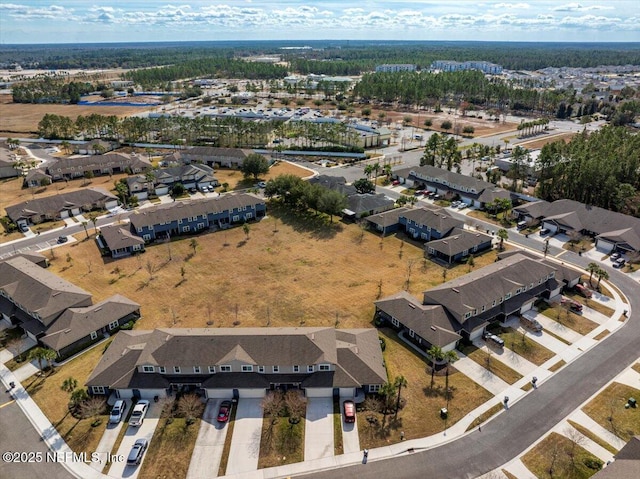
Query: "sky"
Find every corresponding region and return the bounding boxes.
[1,1,639,45]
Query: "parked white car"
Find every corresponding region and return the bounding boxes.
[128,400,150,427]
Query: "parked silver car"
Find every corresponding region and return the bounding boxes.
[109,400,127,424]
[127,438,148,466]
[129,400,150,427]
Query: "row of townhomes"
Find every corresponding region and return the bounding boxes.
[5,187,118,228]
[97,193,266,257]
[126,163,218,200]
[514,199,640,255]
[365,204,493,264]
[163,147,252,169]
[393,165,513,209]
[0,255,140,358]
[86,327,387,400]
[375,251,581,352]
[23,152,151,186]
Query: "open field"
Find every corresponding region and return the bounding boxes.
[47,202,500,331]
[518,132,576,149]
[358,328,492,448]
[521,432,603,479]
[0,95,155,135]
[24,340,112,457]
[214,160,314,191]
[582,382,640,442]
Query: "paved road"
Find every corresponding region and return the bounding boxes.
[0,390,70,479]
[302,250,639,479]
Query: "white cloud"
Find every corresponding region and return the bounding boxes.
[492,3,530,9]
[552,3,613,12]
[0,3,76,20]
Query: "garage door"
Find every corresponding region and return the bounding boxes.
[305,388,333,398]
[205,388,234,399]
[237,389,265,398]
[60,210,70,219]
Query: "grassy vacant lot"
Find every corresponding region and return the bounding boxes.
[258,416,305,469]
[458,344,523,384]
[499,327,555,366]
[519,132,576,150]
[522,432,603,479]
[358,328,492,448]
[49,202,499,331]
[24,340,112,457]
[538,302,599,336]
[138,418,201,479]
[582,382,640,442]
[214,160,313,191]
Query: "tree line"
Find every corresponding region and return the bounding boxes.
[535,126,640,216]
[11,77,94,104]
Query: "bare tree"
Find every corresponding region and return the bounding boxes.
[262,391,285,423]
[563,426,587,472]
[404,259,417,291]
[362,396,382,413]
[80,397,106,422]
[177,394,204,424]
[284,390,307,423]
[145,260,155,280]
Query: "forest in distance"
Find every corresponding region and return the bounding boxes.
[2,40,640,71]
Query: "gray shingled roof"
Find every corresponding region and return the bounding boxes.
[41,294,140,351]
[366,207,412,228]
[87,327,386,390]
[5,187,118,222]
[496,249,582,286]
[425,228,492,257]
[0,256,92,325]
[422,253,558,320]
[375,291,461,347]
[128,193,264,230]
[99,224,144,251]
[49,153,150,176]
[345,193,394,215]
[402,207,464,233]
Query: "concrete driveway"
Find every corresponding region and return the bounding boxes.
[108,401,162,479]
[340,398,360,454]
[90,399,130,471]
[225,398,263,475]
[186,399,230,479]
[304,397,334,461]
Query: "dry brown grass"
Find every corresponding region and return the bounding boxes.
[138,418,200,479]
[593,330,610,341]
[48,202,498,331]
[466,402,503,431]
[25,340,112,456]
[257,417,305,469]
[522,432,603,479]
[539,302,600,336]
[358,328,492,448]
[214,161,313,191]
[632,363,640,375]
[518,132,576,149]
[0,95,155,135]
[582,382,640,442]
[567,420,619,455]
[548,360,566,372]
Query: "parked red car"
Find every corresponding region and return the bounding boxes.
[574,284,593,299]
[217,400,232,423]
[343,400,356,423]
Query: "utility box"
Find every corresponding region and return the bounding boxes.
[628,398,636,408]
[440,408,448,419]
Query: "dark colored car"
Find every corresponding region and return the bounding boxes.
[217,400,232,423]
[57,235,68,243]
[126,438,148,466]
[343,400,356,423]
[539,228,550,236]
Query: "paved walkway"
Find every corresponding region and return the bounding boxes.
[502,458,538,479]
[108,401,163,479]
[12,360,41,382]
[453,355,510,395]
[473,339,538,376]
[304,398,334,461]
[225,398,262,475]
[556,423,614,463]
[530,312,583,344]
[187,399,230,479]
[567,409,627,451]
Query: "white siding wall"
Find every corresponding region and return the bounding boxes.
[469,328,485,342]
[205,388,234,399]
[520,300,535,313]
[305,388,333,398]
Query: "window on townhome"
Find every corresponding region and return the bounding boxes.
[242,365,253,372]
[174,366,181,373]
[178,219,182,224]
[92,386,105,394]
[464,312,471,319]
[183,226,190,232]
[143,234,151,241]
[108,320,119,330]
[159,366,166,374]
[516,288,521,295]
[233,215,239,222]
[246,212,253,219]
[307,365,314,373]
[258,366,265,373]
[90,331,98,340]
[138,227,143,233]
[208,366,216,373]
[142,365,155,373]
[499,297,504,303]
[194,366,201,374]
[549,271,555,278]
[293,365,300,373]
[220,365,232,372]
[319,364,330,371]
[505,293,512,300]
[391,317,399,327]
[368,384,381,393]
[409,329,415,337]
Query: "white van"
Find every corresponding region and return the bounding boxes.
[516,221,528,230]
